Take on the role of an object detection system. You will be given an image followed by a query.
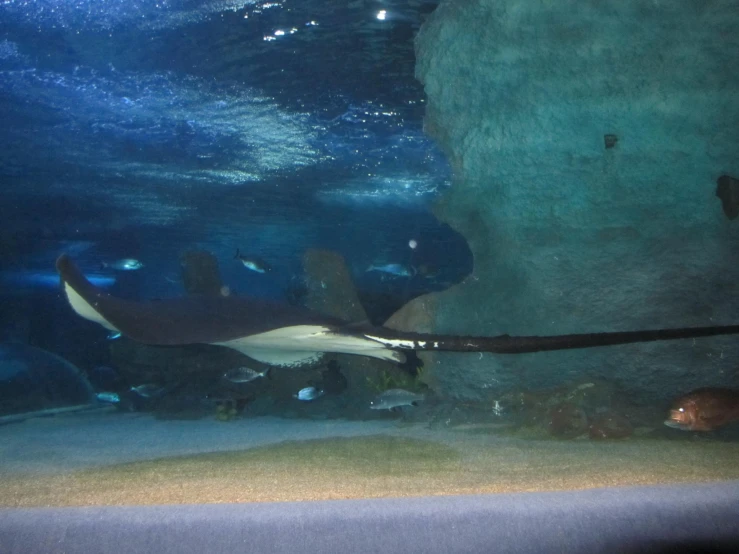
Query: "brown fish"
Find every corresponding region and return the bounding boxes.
[664,388,739,431]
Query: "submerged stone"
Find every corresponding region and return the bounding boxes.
[180,250,223,296]
[0,342,95,417]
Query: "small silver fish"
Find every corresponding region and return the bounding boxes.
[95,391,120,404]
[106,331,122,341]
[370,388,424,410]
[366,263,416,278]
[223,366,270,383]
[130,384,165,398]
[294,386,324,401]
[101,258,144,271]
[234,249,271,273]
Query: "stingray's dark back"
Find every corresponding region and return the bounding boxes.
[57,255,348,346]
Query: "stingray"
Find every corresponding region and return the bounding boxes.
[57,254,739,369]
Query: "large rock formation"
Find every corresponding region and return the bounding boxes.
[407,0,739,402]
[180,250,224,296]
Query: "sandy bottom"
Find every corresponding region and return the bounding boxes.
[2,411,739,507]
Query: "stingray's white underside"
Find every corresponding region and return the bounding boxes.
[64,282,119,332]
[214,325,404,368]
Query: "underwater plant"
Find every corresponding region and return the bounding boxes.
[365,367,424,394]
[215,400,239,422]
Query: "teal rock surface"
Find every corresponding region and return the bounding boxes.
[411,0,739,402]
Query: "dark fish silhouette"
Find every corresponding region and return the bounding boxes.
[56,254,739,370]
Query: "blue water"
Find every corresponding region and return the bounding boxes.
[0,3,467,310]
[0,0,473,408]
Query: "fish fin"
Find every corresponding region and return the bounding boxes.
[234,249,240,259]
[58,256,119,333]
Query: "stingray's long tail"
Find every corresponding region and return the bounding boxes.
[361,324,739,354]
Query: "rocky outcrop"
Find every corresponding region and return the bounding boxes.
[412,0,739,403]
[180,250,224,296]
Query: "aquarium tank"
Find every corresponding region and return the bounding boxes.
[1,0,739,552]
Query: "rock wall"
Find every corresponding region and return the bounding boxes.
[409,0,739,402]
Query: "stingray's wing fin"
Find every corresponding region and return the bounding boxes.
[57,254,249,345]
[57,254,121,333]
[57,255,406,367]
